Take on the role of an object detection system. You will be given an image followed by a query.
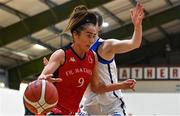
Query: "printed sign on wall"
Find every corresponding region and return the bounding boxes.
[144,67,155,79]
[131,67,143,79]
[119,68,130,79]
[118,66,180,80]
[156,67,168,79]
[169,67,180,79]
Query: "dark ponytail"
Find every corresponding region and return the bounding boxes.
[65,5,97,34]
[94,11,103,27]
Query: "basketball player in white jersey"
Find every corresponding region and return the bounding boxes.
[82,1,144,116]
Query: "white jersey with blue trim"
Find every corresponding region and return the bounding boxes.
[84,38,123,106]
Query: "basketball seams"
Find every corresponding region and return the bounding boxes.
[31,80,42,101]
[38,80,46,106]
[24,80,58,114]
[45,82,58,104]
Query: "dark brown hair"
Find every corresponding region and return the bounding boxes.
[65,5,97,34]
[94,11,103,27]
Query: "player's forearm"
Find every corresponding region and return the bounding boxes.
[92,82,124,94]
[38,67,51,79]
[38,63,57,79]
[131,24,142,49]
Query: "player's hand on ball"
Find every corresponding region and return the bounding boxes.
[38,74,62,83]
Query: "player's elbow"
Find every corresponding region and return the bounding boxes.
[130,37,142,49]
[91,85,105,94]
[132,41,141,49]
[135,43,141,49]
[91,87,101,94]
[92,89,104,94]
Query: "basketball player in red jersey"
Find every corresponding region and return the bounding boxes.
[24,6,137,115]
[23,9,97,115]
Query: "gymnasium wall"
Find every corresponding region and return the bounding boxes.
[124,93,180,115]
[0,88,24,116]
[0,87,179,116]
[118,66,180,92]
[132,80,180,92]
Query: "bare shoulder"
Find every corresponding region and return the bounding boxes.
[98,38,119,60]
[50,49,65,65]
[52,49,65,57]
[99,38,116,52]
[55,49,65,54]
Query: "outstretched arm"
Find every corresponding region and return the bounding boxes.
[99,1,144,60]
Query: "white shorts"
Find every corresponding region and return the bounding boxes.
[83,98,127,116]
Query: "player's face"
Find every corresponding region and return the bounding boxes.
[77,25,97,52]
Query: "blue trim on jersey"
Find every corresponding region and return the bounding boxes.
[90,38,101,51]
[107,64,126,116]
[112,112,122,116]
[90,38,114,64]
[107,64,114,84]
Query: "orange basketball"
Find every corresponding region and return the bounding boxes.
[23,80,58,115]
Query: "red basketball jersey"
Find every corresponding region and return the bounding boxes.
[54,45,95,114]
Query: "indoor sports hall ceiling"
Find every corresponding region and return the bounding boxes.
[0,0,180,85]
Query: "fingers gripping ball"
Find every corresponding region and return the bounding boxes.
[23,80,58,115]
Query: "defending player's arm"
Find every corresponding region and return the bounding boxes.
[90,53,136,94]
[98,1,144,60]
[38,49,64,82]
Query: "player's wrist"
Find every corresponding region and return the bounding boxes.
[38,74,46,80]
[134,25,142,31]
